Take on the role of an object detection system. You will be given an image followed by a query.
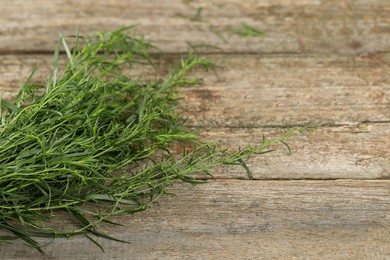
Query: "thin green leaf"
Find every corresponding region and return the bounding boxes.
[60,33,73,66]
[84,234,105,252]
[0,99,21,113]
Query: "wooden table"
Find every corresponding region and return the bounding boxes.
[1,0,390,259]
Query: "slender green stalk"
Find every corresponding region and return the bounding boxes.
[176,7,206,22]
[0,27,302,252]
[235,23,265,37]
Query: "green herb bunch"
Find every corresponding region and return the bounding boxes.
[0,27,296,252]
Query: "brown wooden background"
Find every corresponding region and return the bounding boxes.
[1,0,390,259]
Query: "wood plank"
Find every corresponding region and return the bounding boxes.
[200,124,390,180]
[186,53,390,127]
[1,0,390,54]
[1,53,389,127]
[2,180,390,259]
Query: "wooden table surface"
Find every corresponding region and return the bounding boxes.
[1,0,390,259]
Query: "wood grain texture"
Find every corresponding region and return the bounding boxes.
[2,180,390,259]
[0,54,389,180]
[1,0,390,258]
[1,53,389,127]
[200,124,390,180]
[1,0,390,54]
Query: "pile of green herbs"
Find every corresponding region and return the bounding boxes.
[0,27,296,252]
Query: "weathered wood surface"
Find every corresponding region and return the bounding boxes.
[2,180,390,259]
[1,0,390,258]
[1,53,389,127]
[1,54,389,180]
[1,0,390,54]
